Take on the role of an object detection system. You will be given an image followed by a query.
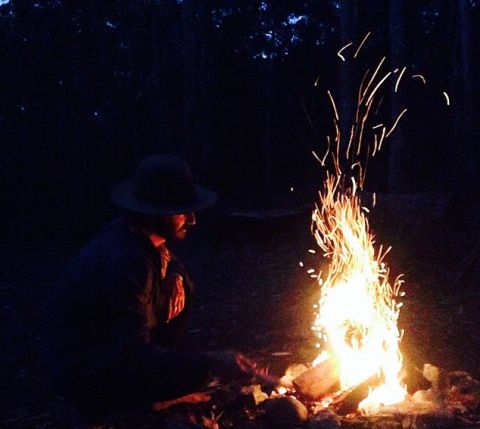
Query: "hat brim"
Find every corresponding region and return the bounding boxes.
[111,179,217,215]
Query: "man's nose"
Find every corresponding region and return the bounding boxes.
[186,212,196,225]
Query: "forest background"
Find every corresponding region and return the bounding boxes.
[2,0,479,238]
[3,2,480,427]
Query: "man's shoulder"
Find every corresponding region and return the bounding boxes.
[79,217,157,267]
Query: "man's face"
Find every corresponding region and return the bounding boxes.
[162,212,196,241]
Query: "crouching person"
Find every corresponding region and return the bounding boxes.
[42,155,262,423]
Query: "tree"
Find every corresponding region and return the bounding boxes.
[387,0,408,193]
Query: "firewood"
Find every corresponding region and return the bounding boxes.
[292,358,340,399]
[279,363,309,388]
[335,373,381,415]
[239,384,269,406]
[152,392,211,411]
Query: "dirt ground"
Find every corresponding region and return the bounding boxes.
[2,194,480,428]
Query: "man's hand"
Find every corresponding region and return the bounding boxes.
[207,351,279,386]
[165,273,185,322]
[152,392,211,411]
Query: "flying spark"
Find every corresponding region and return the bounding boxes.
[327,90,339,121]
[412,74,427,85]
[361,57,386,103]
[395,67,407,93]
[443,91,450,106]
[372,134,379,157]
[378,126,387,151]
[354,32,371,58]
[386,108,408,138]
[366,71,392,105]
[337,42,353,61]
[312,150,324,166]
[321,137,331,165]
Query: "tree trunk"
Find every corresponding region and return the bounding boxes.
[197,0,215,182]
[445,0,474,194]
[181,0,215,182]
[455,0,474,189]
[338,1,356,159]
[387,0,408,193]
[262,59,274,196]
[149,1,176,152]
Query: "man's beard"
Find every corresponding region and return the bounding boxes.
[150,218,189,243]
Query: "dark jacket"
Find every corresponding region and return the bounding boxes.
[43,217,210,417]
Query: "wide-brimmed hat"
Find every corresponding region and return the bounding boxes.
[111,154,217,215]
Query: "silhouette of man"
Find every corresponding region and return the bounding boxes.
[43,154,261,422]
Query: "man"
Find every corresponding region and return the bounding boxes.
[43,154,262,422]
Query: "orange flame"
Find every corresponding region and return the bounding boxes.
[311,174,406,413]
[304,36,421,413]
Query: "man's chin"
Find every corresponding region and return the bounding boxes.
[172,230,188,242]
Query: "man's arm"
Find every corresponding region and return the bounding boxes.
[107,256,212,397]
[108,255,271,401]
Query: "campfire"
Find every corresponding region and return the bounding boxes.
[265,35,480,427]
[290,35,411,415]
[308,173,407,415]
[154,35,480,429]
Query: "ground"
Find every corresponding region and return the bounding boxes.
[2,193,480,428]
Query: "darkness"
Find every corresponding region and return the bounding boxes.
[2,0,480,427]
[2,0,479,239]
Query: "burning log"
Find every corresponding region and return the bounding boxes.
[334,373,382,415]
[279,363,309,388]
[292,357,339,399]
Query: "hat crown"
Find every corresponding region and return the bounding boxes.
[133,155,196,205]
[110,153,216,215]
